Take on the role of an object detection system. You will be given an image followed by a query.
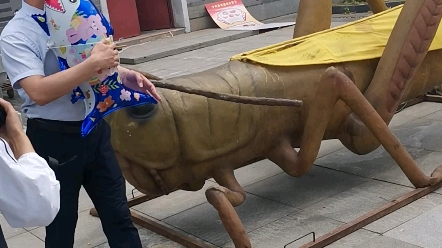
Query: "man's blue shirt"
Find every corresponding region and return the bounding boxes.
[0,0,85,121]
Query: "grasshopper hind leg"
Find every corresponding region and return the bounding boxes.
[267,67,442,188]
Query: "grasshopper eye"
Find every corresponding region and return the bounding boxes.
[126,104,158,121]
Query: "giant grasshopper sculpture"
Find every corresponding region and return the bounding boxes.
[106,0,442,246]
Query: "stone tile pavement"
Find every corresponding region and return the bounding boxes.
[3,18,442,248]
[123,22,354,79]
[119,28,258,65]
[118,12,370,66]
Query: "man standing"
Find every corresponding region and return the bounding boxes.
[0,0,161,247]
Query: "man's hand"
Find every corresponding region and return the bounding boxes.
[90,39,120,71]
[0,99,34,158]
[0,99,24,138]
[118,67,162,102]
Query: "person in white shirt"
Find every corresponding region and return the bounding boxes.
[0,98,60,248]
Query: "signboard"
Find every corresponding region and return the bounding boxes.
[205,0,295,31]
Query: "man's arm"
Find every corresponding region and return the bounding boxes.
[0,34,117,106]
[0,137,60,228]
[8,130,35,159]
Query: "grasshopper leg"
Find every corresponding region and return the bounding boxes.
[206,167,251,248]
[268,67,442,188]
[338,0,442,155]
[366,0,388,13]
[293,0,332,39]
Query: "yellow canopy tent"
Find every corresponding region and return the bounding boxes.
[231,5,442,67]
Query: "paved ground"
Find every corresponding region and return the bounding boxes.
[4,12,442,248]
[118,12,370,65]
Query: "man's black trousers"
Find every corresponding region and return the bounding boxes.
[26,118,142,248]
[0,226,7,248]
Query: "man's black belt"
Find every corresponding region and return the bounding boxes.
[27,118,84,134]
